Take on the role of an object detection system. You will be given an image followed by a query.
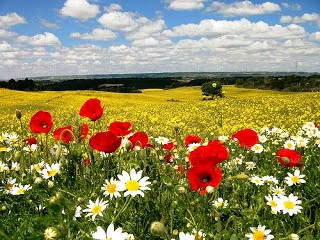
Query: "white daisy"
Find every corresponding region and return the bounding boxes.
[117,169,151,197]
[23,144,37,153]
[251,144,264,153]
[83,198,108,221]
[285,170,306,186]
[295,137,308,147]
[179,232,195,240]
[246,162,256,170]
[284,140,296,150]
[245,225,274,240]
[10,184,32,195]
[30,161,45,173]
[265,195,282,214]
[217,135,228,143]
[250,176,264,186]
[0,161,9,172]
[270,186,285,196]
[10,162,20,171]
[187,143,201,152]
[0,132,9,142]
[1,177,17,194]
[7,133,19,143]
[279,194,303,216]
[41,163,60,180]
[213,198,228,208]
[192,229,206,239]
[258,135,268,143]
[92,224,128,240]
[155,136,170,145]
[101,177,121,199]
[262,176,278,185]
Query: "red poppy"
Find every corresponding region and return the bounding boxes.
[78,123,89,141]
[109,121,132,136]
[314,122,319,128]
[165,154,175,163]
[29,111,53,134]
[189,141,229,167]
[83,158,91,166]
[185,135,202,147]
[53,126,73,144]
[187,165,222,191]
[163,141,175,151]
[128,132,153,150]
[277,148,303,167]
[231,128,259,149]
[79,98,103,121]
[23,137,37,146]
[89,131,121,153]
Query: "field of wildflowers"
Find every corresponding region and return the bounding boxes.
[0,86,319,239]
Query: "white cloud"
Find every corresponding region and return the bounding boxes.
[60,0,100,20]
[17,32,61,46]
[0,29,17,39]
[132,37,160,47]
[163,18,306,40]
[70,28,117,41]
[310,32,320,41]
[98,11,138,32]
[126,19,167,40]
[40,18,59,29]
[280,13,320,27]
[0,13,26,29]
[104,3,123,12]
[280,15,293,23]
[281,3,302,11]
[0,41,11,51]
[207,1,281,16]
[166,0,206,11]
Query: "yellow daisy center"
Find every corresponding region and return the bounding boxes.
[126,180,140,191]
[0,146,7,152]
[107,183,117,194]
[284,200,294,209]
[194,234,202,240]
[35,165,41,172]
[217,202,223,207]
[48,169,57,177]
[275,189,282,195]
[0,136,5,141]
[270,200,277,208]
[291,176,299,183]
[92,205,102,214]
[253,230,265,240]
[17,188,25,195]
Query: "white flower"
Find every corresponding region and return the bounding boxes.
[285,170,306,186]
[251,144,264,153]
[73,206,82,220]
[279,194,302,216]
[187,143,201,152]
[10,162,20,171]
[217,135,228,143]
[30,161,45,173]
[272,127,283,135]
[245,225,274,239]
[0,132,9,142]
[7,133,19,143]
[213,198,228,208]
[284,140,296,150]
[265,195,282,214]
[92,224,128,240]
[295,136,308,147]
[262,176,278,185]
[117,169,151,197]
[0,161,9,172]
[192,229,205,239]
[23,144,37,153]
[41,163,60,179]
[1,177,17,194]
[101,177,121,199]
[155,136,170,145]
[245,162,256,170]
[10,184,32,195]
[250,176,264,186]
[270,186,285,196]
[179,232,195,240]
[258,135,268,143]
[83,198,108,221]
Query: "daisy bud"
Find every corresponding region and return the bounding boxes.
[48,181,54,188]
[235,172,249,180]
[205,186,215,193]
[150,221,166,236]
[14,151,21,160]
[289,233,300,240]
[1,206,7,211]
[126,234,135,240]
[44,227,58,240]
[15,109,22,120]
[34,177,42,184]
[177,186,186,193]
[172,229,179,236]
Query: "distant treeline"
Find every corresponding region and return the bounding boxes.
[0,74,319,92]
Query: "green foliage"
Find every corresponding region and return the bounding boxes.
[201,81,224,99]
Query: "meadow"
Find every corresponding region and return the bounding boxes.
[0,86,319,239]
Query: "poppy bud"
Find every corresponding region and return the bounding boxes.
[281,157,290,163]
[55,145,62,161]
[125,141,132,151]
[150,221,166,236]
[235,172,249,180]
[16,109,22,120]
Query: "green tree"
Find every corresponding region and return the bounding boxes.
[201,80,224,99]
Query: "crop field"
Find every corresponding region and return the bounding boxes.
[0,86,319,239]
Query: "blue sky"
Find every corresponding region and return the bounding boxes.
[0,0,319,79]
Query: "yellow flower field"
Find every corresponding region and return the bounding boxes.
[1,86,319,138]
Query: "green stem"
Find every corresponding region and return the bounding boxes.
[112,196,133,223]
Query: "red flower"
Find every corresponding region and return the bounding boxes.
[83,158,91,166]
[189,141,229,167]
[109,121,132,136]
[23,137,37,146]
[314,122,319,128]
[29,111,53,134]
[128,132,153,150]
[165,154,175,163]
[163,141,175,151]
[277,148,303,167]
[185,135,201,147]
[232,128,259,149]
[79,123,89,140]
[187,165,222,191]
[89,131,121,153]
[53,126,73,144]
[79,98,103,121]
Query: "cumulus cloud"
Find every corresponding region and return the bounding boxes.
[132,37,160,47]
[126,19,167,40]
[310,32,320,41]
[207,1,281,16]
[281,3,302,11]
[60,0,100,20]
[0,13,26,29]
[98,11,138,32]
[163,18,305,39]
[17,32,61,46]
[280,15,293,23]
[104,3,123,12]
[40,18,59,29]
[70,28,117,41]
[166,0,206,11]
[0,29,17,39]
[280,13,320,27]
[0,41,11,51]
